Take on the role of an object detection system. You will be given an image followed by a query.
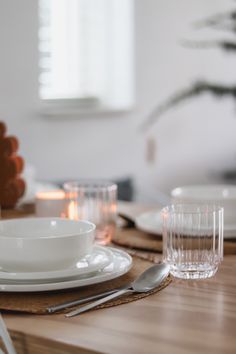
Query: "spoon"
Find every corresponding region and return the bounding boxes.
[66,262,170,317]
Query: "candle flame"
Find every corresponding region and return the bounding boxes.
[67,200,79,220]
[36,190,65,200]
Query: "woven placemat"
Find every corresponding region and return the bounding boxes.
[0,256,171,315]
[113,227,236,255]
[113,228,162,252]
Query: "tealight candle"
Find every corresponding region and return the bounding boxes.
[35,190,67,217]
[63,180,117,245]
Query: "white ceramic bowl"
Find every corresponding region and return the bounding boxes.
[171,185,236,225]
[0,218,95,272]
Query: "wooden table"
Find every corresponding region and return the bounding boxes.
[2,204,236,354]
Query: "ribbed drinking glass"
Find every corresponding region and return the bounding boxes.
[162,204,224,279]
[64,180,117,245]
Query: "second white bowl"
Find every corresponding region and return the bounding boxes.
[171,184,236,225]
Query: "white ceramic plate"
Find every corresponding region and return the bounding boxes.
[0,246,113,281]
[0,247,132,292]
[135,210,162,236]
[135,209,236,239]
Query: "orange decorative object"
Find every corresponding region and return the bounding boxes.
[0,121,25,209]
[0,122,6,137]
[0,136,19,156]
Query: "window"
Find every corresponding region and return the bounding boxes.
[38,0,134,114]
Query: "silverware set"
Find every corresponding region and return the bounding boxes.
[47,263,170,317]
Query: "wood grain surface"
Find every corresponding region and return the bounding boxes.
[2,254,236,354]
[2,204,236,354]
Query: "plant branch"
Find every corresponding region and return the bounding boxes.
[181,39,236,52]
[141,81,236,131]
[193,9,236,32]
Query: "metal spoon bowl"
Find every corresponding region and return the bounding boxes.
[132,262,170,292]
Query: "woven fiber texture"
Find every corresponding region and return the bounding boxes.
[0,256,171,314]
[113,228,162,252]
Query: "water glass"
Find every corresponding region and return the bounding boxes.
[162,204,224,279]
[64,180,117,245]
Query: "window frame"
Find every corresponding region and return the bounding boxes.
[38,0,135,117]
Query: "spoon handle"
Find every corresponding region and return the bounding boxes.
[65,288,133,317]
[47,285,129,313]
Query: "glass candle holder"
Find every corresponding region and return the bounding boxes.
[64,180,117,245]
[162,204,224,279]
[35,190,67,217]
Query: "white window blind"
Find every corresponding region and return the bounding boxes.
[38,0,134,112]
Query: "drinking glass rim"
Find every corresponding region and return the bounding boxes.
[162,204,224,215]
[63,179,117,192]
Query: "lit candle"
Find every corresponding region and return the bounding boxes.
[35,190,67,217]
[67,200,79,220]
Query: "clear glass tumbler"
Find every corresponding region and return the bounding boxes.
[64,180,117,245]
[162,204,224,279]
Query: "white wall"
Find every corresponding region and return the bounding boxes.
[0,0,236,202]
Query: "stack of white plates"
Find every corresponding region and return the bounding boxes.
[0,246,132,292]
[0,218,132,292]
